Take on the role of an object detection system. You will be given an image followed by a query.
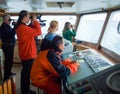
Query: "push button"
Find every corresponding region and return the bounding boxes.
[79,86,92,94]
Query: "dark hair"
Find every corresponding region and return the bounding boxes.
[62,22,71,32]
[16,10,28,29]
[40,38,52,51]
[52,36,63,52]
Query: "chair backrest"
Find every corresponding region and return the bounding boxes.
[0,76,16,94]
[0,84,3,94]
[7,79,12,94]
[3,80,8,94]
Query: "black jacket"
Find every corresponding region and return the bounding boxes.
[0,23,16,44]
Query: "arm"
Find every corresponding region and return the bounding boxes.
[18,21,42,37]
[28,20,42,36]
[47,50,71,79]
[29,14,42,36]
[69,29,76,37]
[47,50,80,78]
[62,58,80,74]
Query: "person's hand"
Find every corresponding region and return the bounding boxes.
[65,58,72,62]
[32,14,37,21]
[76,62,80,66]
[71,61,80,66]
[30,14,37,25]
[71,60,77,63]
[71,25,75,30]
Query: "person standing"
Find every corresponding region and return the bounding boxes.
[0,14,16,81]
[62,22,76,42]
[15,10,42,94]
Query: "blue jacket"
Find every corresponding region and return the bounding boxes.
[40,32,57,51]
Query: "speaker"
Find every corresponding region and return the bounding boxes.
[106,70,120,93]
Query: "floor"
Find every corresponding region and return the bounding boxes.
[1,63,43,94]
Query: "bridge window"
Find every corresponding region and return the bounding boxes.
[40,15,77,37]
[101,10,120,55]
[76,13,107,44]
[11,15,77,39]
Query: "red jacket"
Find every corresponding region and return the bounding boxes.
[16,21,42,60]
[30,50,79,94]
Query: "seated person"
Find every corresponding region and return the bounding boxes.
[40,20,58,51]
[30,36,80,94]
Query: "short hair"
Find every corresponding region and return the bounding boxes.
[51,35,63,52]
[2,14,10,21]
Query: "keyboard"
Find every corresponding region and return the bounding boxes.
[81,49,112,73]
[62,49,113,73]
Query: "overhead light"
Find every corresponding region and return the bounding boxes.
[46,2,75,8]
[29,0,47,9]
[77,8,104,14]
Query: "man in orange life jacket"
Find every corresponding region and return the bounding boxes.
[30,35,80,94]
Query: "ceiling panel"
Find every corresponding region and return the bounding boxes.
[46,2,75,7]
[0,0,120,13]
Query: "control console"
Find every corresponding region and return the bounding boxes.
[61,48,115,94]
[65,64,120,94]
